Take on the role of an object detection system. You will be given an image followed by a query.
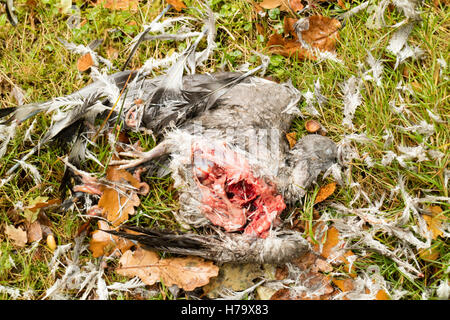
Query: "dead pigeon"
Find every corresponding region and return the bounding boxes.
[0,7,338,264]
[104,72,338,264]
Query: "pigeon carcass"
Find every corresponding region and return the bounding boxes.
[0,14,337,265]
[105,71,338,264]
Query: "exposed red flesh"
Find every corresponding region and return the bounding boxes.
[191,141,286,238]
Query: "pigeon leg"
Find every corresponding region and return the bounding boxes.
[110,141,170,169]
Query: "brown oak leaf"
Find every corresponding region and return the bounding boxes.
[167,0,186,11]
[117,247,219,291]
[314,182,337,204]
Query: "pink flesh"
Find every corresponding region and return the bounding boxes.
[191,141,286,238]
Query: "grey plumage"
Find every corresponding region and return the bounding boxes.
[107,74,337,263]
[1,7,338,264]
[105,226,310,265]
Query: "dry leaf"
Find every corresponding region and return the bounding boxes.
[256,286,278,300]
[333,278,389,300]
[423,206,445,239]
[255,23,265,35]
[267,33,313,59]
[167,0,186,11]
[419,246,440,261]
[286,132,297,149]
[27,221,43,243]
[375,289,390,300]
[314,182,337,204]
[89,220,134,257]
[302,16,341,52]
[23,196,49,223]
[100,0,138,10]
[267,15,341,59]
[77,53,94,72]
[5,225,28,247]
[271,251,336,300]
[332,278,354,292]
[117,247,219,291]
[202,263,264,298]
[310,224,357,278]
[259,0,289,11]
[270,288,291,299]
[98,166,141,226]
[289,0,304,11]
[316,257,333,273]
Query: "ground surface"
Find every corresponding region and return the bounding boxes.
[0,0,448,300]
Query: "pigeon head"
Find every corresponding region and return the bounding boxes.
[278,134,338,203]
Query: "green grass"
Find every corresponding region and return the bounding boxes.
[0,0,449,299]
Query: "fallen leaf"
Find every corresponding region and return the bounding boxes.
[27,221,43,243]
[301,15,341,52]
[259,0,289,11]
[202,263,264,298]
[375,289,390,300]
[98,166,142,226]
[423,206,445,239]
[100,0,138,10]
[337,0,347,9]
[316,257,333,273]
[289,0,304,11]
[98,188,140,225]
[286,132,297,149]
[283,17,298,36]
[23,196,49,223]
[270,288,291,300]
[332,278,354,292]
[418,246,440,261]
[255,23,265,35]
[314,182,337,204]
[5,225,28,248]
[267,33,313,59]
[309,224,357,278]
[77,53,94,72]
[267,15,341,59]
[167,0,186,11]
[117,247,219,291]
[256,286,278,300]
[89,220,134,257]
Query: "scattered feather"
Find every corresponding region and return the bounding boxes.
[339,1,369,21]
[23,118,37,144]
[361,51,384,86]
[394,120,435,138]
[366,0,390,29]
[15,160,42,184]
[436,280,450,299]
[427,109,445,123]
[341,76,363,130]
[11,85,25,106]
[58,38,114,70]
[0,122,17,158]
